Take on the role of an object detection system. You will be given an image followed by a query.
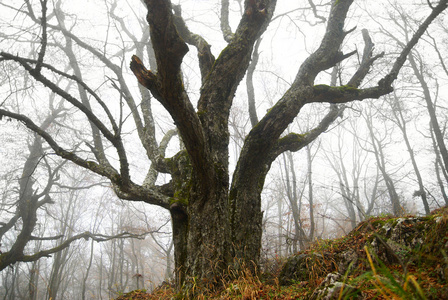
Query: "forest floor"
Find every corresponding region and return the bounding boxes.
[116,206,448,299]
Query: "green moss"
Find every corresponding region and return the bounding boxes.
[164,150,189,171]
[111,173,122,184]
[370,219,386,227]
[314,84,330,88]
[169,177,192,206]
[313,84,330,94]
[294,133,306,142]
[265,106,275,115]
[197,110,207,117]
[165,150,192,207]
[277,133,306,148]
[337,85,359,93]
[313,84,360,95]
[169,193,189,206]
[86,161,97,169]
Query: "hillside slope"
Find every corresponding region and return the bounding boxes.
[117,207,448,299]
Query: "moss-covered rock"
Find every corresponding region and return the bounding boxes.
[279,252,336,285]
[278,206,448,297]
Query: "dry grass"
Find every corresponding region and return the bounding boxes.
[116,207,448,299]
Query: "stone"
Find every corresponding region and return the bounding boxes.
[308,273,358,300]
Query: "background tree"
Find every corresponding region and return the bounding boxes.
[364,106,403,216]
[386,92,430,214]
[373,1,448,210]
[0,108,142,273]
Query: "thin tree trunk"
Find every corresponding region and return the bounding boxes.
[389,93,430,214]
[431,125,448,205]
[99,252,104,300]
[27,255,40,300]
[81,240,95,300]
[365,111,402,216]
[306,145,315,241]
[277,195,283,257]
[48,250,63,300]
[281,152,309,250]
[407,52,448,174]
[165,241,174,281]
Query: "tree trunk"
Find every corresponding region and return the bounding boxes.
[167,151,231,286]
[281,152,308,250]
[169,192,232,287]
[27,261,39,300]
[408,52,448,176]
[432,122,448,205]
[365,110,402,216]
[48,250,63,300]
[306,145,315,242]
[389,94,430,214]
[276,195,283,257]
[81,240,95,300]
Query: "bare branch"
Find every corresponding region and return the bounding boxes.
[347,29,384,87]
[1,231,152,270]
[0,53,116,145]
[272,104,343,157]
[294,0,356,85]
[246,38,262,127]
[0,108,118,179]
[29,235,64,241]
[221,0,235,42]
[307,0,327,23]
[172,4,216,82]
[378,0,448,89]
[34,0,47,74]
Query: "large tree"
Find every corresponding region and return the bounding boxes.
[1,0,447,288]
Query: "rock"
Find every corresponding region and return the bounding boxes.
[279,252,336,286]
[370,217,427,264]
[337,249,358,274]
[308,273,358,300]
[278,208,448,298]
[278,253,309,285]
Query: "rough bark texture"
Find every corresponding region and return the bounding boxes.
[131,0,282,284]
